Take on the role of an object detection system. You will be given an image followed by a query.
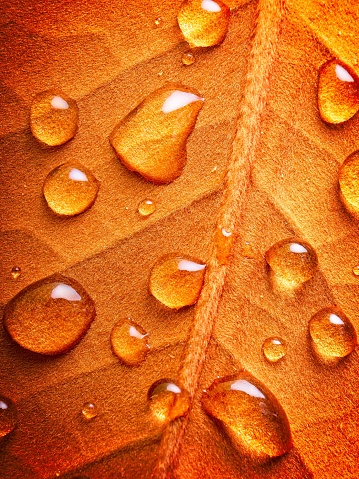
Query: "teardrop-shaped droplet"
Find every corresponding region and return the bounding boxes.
[177,0,230,48]
[0,395,17,438]
[182,51,196,66]
[265,238,318,288]
[110,84,204,184]
[149,254,206,309]
[309,307,357,361]
[148,379,190,424]
[43,163,100,217]
[138,199,156,217]
[202,372,292,457]
[11,266,21,280]
[81,402,98,420]
[318,59,359,124]
[262,337,287,363]
[110,318,150,366]
[3,274,96,355]
[30,90,79,146]
[339,151,359,219]
[215,227,234,265]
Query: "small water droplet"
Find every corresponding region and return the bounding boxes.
[309,307,357,361]
[0,395,17,438]
[352,265,359,276]
[177,0,230,47]
[148,379,190,423]
[110,318,150,366]
[82,402,98,420]
[202,372,292,457]
[339,151,359,218]
[215,227,234,265]
[149,253,206,309]
[30,90,79,146]
[182,51,196,66]
[3,274,96,355]
[138,199,156,217]
[318,59,359,124]
[262,337,287,363]
[110,84,204,184]
[242,242,255,259]
[11,266,21,280]
[154,17,162,26]
[158,70,164,76]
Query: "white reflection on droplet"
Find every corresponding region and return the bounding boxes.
[289,243,308,254]
[230,380,265,399]
[335,64,354,83]
[272,339,281,345]
[201,0,221,12]
[162,91,204,113]
[0,401,8,410]
[129,325,147,340]
[51,284,81,301]
[178,260,206,272]
[167,383,181,394]
[329,313,345,325]
[69,168,88,182]
[222,228,232,237]
[51,96,69,110]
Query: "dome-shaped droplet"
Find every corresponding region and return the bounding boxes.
[309,307,357,361]
[110,318,150,366]
[148,379,190,424]
[265,238,318,288]
[43,163,100,217]
[177,0,230,48]
[202,372,292,457]
[215,227,234,265]
[0,395,17,438]
[110,84,204,184]
[182,51,196,66]
[262,337,287,363]
[30,90,79,146]
[138,199,156,217]
[3,274,96,355]
[318,59,359,124]
[339,151,359,219]
[81,402,98,420]
[149,254,206,309]
[11,266,21,280]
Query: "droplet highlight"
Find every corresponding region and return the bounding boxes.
[182,51,196,66]
[148,379,190,423]
[82,402,98,420]
[11,266,21,280]
[215,227,234,265]
[202,372,292,457]
[262,337,287,363]
[110,318,150,366]
[3,274,96,355]
[138,199,156,217]
[0,395,17,438]
[339,151,359,219]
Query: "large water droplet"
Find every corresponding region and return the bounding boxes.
[149,254,206,309]
[43,163,100,217]
[202,372,292,457]
[262,337,287,363]
[82,402,98,420]
[109,84,204,184]
[318,59,359,124]
[30,90,79,146]
[3,274,96,355]
[0,395,17,438]
[177,0,230,47]
[148,379,190,424]
[339,151,359,219]
[309,307,357,361]
[138,199,156,217]
[11,266,21,280]
[215,227,234,265]
[110,318,150,366]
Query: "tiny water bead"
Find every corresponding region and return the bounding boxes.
[215,227,234,265]
[154,17,162,26]
[43,162,100,217]
[82,402,98,420]
[3,274,96,355]
[148,379,190,424]
[110,318,150,366]
[339,151,359,218]
[241,242,255,259]
[149,254,206,309]
[352,265,359,276]
[177,0,230,48]
[318,59,359,124]
[0,395,17,438]
[110,83,204,184]
[262,337,287,363]
[138,199,156,217]
[202,372,292,457]
[309,307,357,361]
[11,266,21,280]
[182,51,196,66]
[30,90,79,146]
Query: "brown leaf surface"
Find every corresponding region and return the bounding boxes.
[1,0,359,478]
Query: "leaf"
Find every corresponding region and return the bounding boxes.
[0,0,359,478]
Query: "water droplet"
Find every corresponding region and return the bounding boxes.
[110,318,150,366]
[215,227,234,265]
[148,379,190,423]
[262,337,287,363]
[11,266,21,280]
[177,0,230,48]
[309,307,357,361]
[158,70,164,76]
[138,199,156,217]
[339,151,359,218]
[30,90,79,146]
[0,395,17,438]
[3,274,96,355]
[318,59,359,124]
[154,17,162,26]
[242,242,255,259]
[265,238,318,288]
[182,51,196,66]
[202,372,292,457]
[43,162,100,217]
[82,402,98,420]
[110,84,204,184]
[149,254,206,309]
[352,265,359,276]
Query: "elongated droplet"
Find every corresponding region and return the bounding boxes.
[202,372,292,457]
[111,318,150,366]
[82,402,98,420]
[309,307,357,361]
[262,337,287,363]
[3,274,96,355]
[182,51,196,66]
[177,0,230,47]
[110,84,204,184]
[30,90,79,146]
[148,379,190,424]
[215,227,234,265]
[318,59,359,124]
[11,266,21,280]
[43,163,100,217]
[0,395,17,438]
[138,199,156,217]
[339,151,359,219]
[149,254,206,309]
[265,238,318,288]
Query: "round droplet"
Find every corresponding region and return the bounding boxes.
[148,379,190,424]
[182,51,196,66]
[265,238,318,288]
[339,151,359,219]
[43,162,100,217]
[202,372,292,457]
[30,90,79,146]
[352,265,359,276]
[262,337,287,363]
[318,59,359,124]
[149,254,206,309]
[154,17,162,26]
[82,402,98,420]
[309,307,357,361]
[3,274,96,355]
[215,227,234,265]
[138,199,156,217]
[11,266,21,280]
[110,318,150,366]
[0,395,17,438]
